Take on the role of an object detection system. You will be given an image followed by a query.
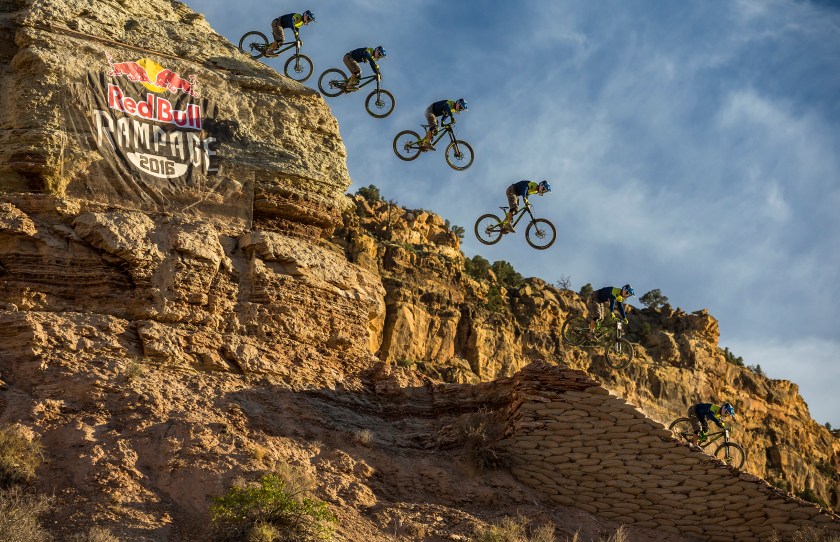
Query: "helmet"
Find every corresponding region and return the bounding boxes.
[303,10,316,22]
[455,98,468,111]
[374,46,387,59]
[538,180,552,192]
[721,403,735,417]
[622,284,635,296]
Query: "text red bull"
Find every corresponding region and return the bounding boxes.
[107,84,202,130]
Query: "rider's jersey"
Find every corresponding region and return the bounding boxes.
[510,180,539,198]
[692,403,726,429]
[279,13,305,38]
[593,286,628,319]
[430,100,458,120]
[349,48,380,75]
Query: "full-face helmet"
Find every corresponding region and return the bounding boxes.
[374,45,387,59]
[455,98,468,111]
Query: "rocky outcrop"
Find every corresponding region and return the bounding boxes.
[334,195,840,512]
[501,364,840,542]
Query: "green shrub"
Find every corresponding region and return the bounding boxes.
[473,515,527,542]
[796,487,829,508]
[0,487,53,542]
[723,347,744,367]
[211,468,336,542]
[0,424,44,487]
[247,522,280,542]
[491,260,523,289]
[355,184,382,203]
[485,283,506,313]
[579,283,593,298]
[639,289,668,309]
[465,255,491,281]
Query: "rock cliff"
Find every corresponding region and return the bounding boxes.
[0,0,838,540]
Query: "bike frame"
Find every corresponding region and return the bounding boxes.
[697,428,730,449]
[263,40,301,58]
[420,122,458,147]
[498,204,536,231]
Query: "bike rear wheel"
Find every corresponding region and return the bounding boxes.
[714,442,746,469]
[525,218,556,250]
[474,214,504,245]
[239,31,268,59]
[561,315,590,346]
[318,68,347,97]
[284,54,313,82]
[668,418,696,444]
[604,337,633,369]
[445,140,474,171]
[393,130,422,161]
[365,89,395,118]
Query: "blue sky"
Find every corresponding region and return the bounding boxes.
[186,0,840,426]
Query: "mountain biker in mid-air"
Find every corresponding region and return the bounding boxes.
[588,284,634,335]
[420,98,468,150]
[268,10,316,53]
[501,180,551,233]
[686,402,735,445]
[344,46,387,90]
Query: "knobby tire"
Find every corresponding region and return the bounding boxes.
[284,54,313,82]
[525,218,556,250]
[393,130,422,161]
[604,337,634,369]
[561,315,590,347]
[318,68,347,97]
[239,31,268,59]
[714,442,746,469]
[445,140,474,171]
[474,214,504,245]
[668,418,696,444]
[365,89,395,118]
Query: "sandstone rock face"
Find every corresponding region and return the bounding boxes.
[1,0,838,539]
[334,195,840,512]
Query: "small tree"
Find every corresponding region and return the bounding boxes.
[464,255,491,281]
[355,184,382,204]
[555,275,572,290]
[579,283,593,298]
[450,224,465,240]
[640,289,669,309]
[491,260,524,289]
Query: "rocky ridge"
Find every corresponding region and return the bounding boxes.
[0,0,837,540]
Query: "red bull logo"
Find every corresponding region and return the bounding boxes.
[105,55,199,98]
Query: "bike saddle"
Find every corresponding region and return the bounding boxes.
[499,206,509,211]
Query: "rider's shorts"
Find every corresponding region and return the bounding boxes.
[506,185,519,213]
[587,293,606,323]
[343,54,361,77]
[424,106,438,133]
[271,18,285,43]
[687,405,706,433]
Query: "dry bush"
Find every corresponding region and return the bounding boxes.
[791,527,840,542]
[0,487,53,542]
[0,424,44,487]
[247,521,280,542]
[69,527,120,542]
[473,515,527,542]
[352,429,373,447]
[530,522,556,542]
[602,525,627,542]
[457,409,509,470]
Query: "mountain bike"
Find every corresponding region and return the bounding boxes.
[392,120,474,171]
[474,203,556,250]
[317,69,395,118]
[561,314,634,369]
[237,32,314,82]
[668,419,746,469]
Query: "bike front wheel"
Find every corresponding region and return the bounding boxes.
[668,418,696,444]
[525,218,556,250]
[474,214,504,245]
[445,140,474,171]
[239,31,268,59]
[561,315,590,347]
[393,130,422,161]
[365,89,395,118]
[604,337,634,369]
[714,442,746,469]
[318,68,347,97]
[284,54,313,82]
